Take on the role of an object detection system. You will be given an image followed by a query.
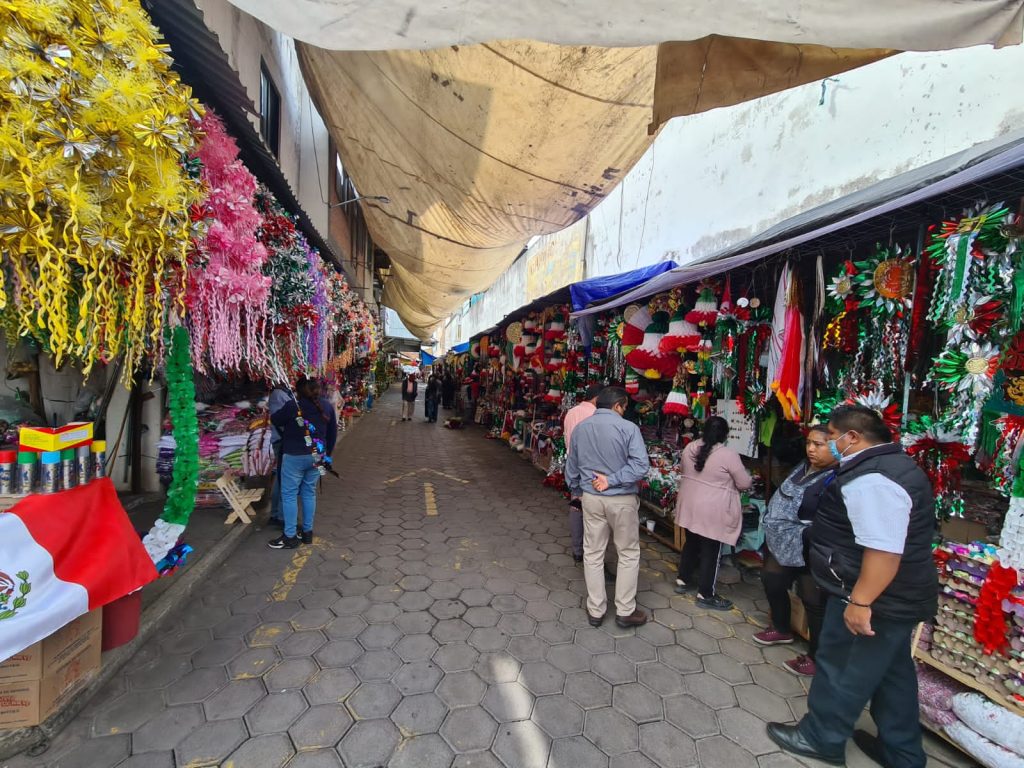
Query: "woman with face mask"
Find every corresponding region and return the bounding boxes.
[674,416,753,611]
[753,425,838,676]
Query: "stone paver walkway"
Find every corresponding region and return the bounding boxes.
[6,392,971,768]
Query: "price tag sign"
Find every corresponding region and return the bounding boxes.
[716,400,756,457]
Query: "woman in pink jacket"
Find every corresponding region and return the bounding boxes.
[674,416,753,611]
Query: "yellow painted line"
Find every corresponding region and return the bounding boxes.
[424,481,438,516]
[385,468,470,485]
[271,546,312,601]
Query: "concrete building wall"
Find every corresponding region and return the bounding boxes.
[449,43,1024,344]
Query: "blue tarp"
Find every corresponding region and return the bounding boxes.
[450,342,470,355]
[420,351,436,365]
[570,261,678,311]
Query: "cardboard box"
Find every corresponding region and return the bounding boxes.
[19,422,93,453]
[0,632,100,728]
[0,609,102,683]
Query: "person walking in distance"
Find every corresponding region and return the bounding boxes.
[441,371,456,410]
[400,373,418,422]
[425,373,440,423]
[268,377,338,549]
[565,386,650,628]
[563,383,603,564]
[674,416,753,611]
[753,425,837,676]
[767,405,938,767]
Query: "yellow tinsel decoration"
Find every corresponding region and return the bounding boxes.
[0,0,203,378]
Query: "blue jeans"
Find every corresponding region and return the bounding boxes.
[269,441,283,520]
[425,397,438,422]
[281,453,319,538]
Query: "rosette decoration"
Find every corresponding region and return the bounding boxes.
[143,325,199,564]
[848,389,902,439]
[852,244,914,316]
[987,414,1024,496]
[620,305,652,352]
[823,260,860,353]
[929,340,1001,446]
[0,0,203,378]
[625,310,678,380]
[187,112,272,375]
[902,416,971,520]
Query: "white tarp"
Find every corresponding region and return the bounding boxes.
[228,0,1024,52]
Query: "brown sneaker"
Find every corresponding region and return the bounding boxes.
[615,609,648,628]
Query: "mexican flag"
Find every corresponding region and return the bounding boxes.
[0,478,158,662]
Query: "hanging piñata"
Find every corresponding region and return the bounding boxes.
[0,0,203,378]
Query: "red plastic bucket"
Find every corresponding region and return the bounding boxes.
[102,591,142,651]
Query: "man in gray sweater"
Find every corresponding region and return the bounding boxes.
[565,386,651,628]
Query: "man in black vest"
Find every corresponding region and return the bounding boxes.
[767,405,937,767]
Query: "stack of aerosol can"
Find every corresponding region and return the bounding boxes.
[0,423,106,496]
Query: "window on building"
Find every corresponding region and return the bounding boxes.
[259,61,281,157]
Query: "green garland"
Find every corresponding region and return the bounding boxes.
[162,326,200,525]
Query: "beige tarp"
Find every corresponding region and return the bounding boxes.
[229,0,1024,52]
[236,0,1024,338]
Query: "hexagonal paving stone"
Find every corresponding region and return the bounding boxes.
[214,614,265,641]
[128,655,192,690]
[246,691,308,734]
[475,652,522,685]
[315,639,363,668]
[536,621,575,646]
[113,750,175,768]
[398,591,436,613]
[278,631,329,659]
[338,718,402,768]
[693,614,733,639]
[399,574,432,591]
[432,618,474,643]
[613,682,664,724]
[494,720,552,768]
[674,627,720,655]
[223,733,294,768]
[287,750,345,768]
[718,707,779,756]
[228,647,280,680]
[639,721,697,767]
[124,704,205,753]
[161,629,213,655]
[564,671,613,710]
[582,707,638,757]
[261,601,302,623]
[548,735,609,768]
[91,691,167,737]
[396,610,438,634]
[391,692,448,735]
[265,657,318,691]
[247,621,295,649]
[394,660,445,694]
[428,581,462,599]
[332,595,372,616]
[430,599,468,621]
[203,678,267,721]
[165,667,227,705]
[325,615,368,639]
[436,670,487,708]
[664,694,720,738]
[463,606,501,628]
[574,628,614,654]
[525,601,561,623]
[637,661,686,698]
[459,588,494,607]
[434,643,479,673]
[704,652,753,685]
[364,603,403,624]
[697,735,759,767]
[719,636,765,664]
[532,694,584,738]
[289,703,354,750]
[357,622,402,650]
[482,681,535,722]
[735,683,792,722]
[174,718,247,767]
[492,595,527,613]
[353,649,402,680]
[468,627,509,653]
[545,645,592,675]
[750,662,806,697]
[519,661,566,696]
[347,681,403,719]
[497,613,537,637]
[591,653,636,685]
[389,733,456,768]
[441,706,499,753]
[396,633,440,662]
[304,667,360,705]
[615,636,657,663]
[658,644,703,674]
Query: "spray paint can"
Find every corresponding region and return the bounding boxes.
[40,451,60,494]
[76,444,92,485]
[91,440,107,479]
[0,451,15,495]
[60,448,77,491]
[17,452,36,495]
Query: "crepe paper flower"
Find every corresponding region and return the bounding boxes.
[685,285,719,327]
[625,311,678,380]
[827,261,857,304]
[662,365,691,416]
[852,244,914,316]
[931,341,1001,395]
[945,295,1004,345]
[620,305,652,352]
[0,0,203,378]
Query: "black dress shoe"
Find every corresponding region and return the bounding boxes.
[588,613,604,627]
[766,723,845,766]
[853,730,887,767]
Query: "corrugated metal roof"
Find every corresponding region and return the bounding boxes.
[141,0,345,274]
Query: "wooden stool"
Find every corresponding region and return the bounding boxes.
[216,474,263,525]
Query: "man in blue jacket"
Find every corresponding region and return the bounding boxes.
[565,386,650,628]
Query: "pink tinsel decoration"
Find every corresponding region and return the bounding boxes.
[188,111,273,375]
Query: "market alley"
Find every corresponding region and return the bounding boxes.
[6,393,970,768]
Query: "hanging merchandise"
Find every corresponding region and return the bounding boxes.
[625,370,640,395]
[187,112,272,376]
[621,305,652,353]
[902,416,971,520]
[929,340,1001,446]
[0,0,203,378]
[768,265,804,421]
[660,308,701,354]
[545,310,567,341]
[662,363,691,416]
[625,308,678,380]
[735,307,771,421]
[143,325,199,563]
[685,283,719,327]
[507,322,524,369]
[712,278,748,399]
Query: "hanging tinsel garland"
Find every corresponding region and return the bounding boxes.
[902,416,971,520]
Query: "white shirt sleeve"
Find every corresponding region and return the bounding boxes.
[840,473,912,554]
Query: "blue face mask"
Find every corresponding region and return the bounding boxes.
[828,432,851,461]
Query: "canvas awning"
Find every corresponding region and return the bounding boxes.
[231,0,1024,339]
